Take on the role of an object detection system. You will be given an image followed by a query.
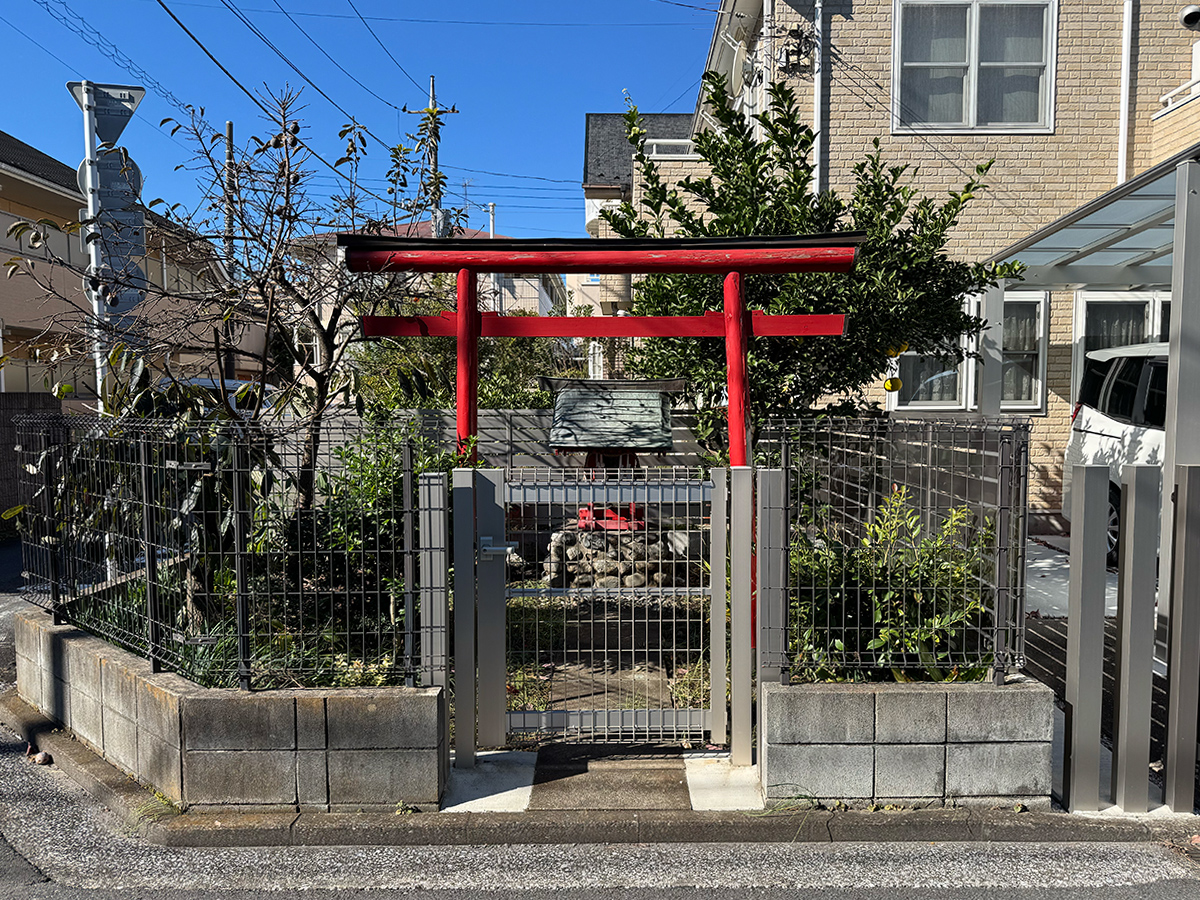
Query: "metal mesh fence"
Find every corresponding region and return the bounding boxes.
[501,467,713,742]
[759,417,1029,681]
[15,414,449,690]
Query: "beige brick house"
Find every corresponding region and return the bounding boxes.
[586,0,1200,528]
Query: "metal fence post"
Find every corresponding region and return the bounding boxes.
[475,469,509,749]
[452,467,477,768]
[730,466,753,766]
[419,472,450,689]
[1112,465,1158,812]
[232,434,251,691]
[138,436,162,673]
[992,436,1013,683]
[1166,465,1200,811]
[756,469,787,681]
[1065,464,1108,812]
[756,468,787,774]
[709,466,728,746]
[43,429,64,626]
[402,442,416,687]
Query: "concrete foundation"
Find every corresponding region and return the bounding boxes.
[761,679,1054,808]
[14,607,447,811]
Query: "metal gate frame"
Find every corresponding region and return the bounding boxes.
[453,467,767,768]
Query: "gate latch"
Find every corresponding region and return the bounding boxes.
[478,536,518,559]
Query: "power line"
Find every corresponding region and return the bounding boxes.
[129,0,705,27]
[441,164,576,184]
[266,0,404,112]
[30,0,194,118]
[215,0,391,148]
[646,0,722,12]
[828,55,1035,224]
[344,0,427,99]
[153,0,395,208]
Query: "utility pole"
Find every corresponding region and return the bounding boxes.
[488,202,495,238]
[406,75,457,237]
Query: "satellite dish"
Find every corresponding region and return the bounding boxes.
[730,41,749,94]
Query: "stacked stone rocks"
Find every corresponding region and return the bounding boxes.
[541,525,704,590]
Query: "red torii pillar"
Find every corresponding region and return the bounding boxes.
[340,235,861,465]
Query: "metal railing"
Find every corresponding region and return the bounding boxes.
[15,414,449,690]
[759,417,1029,681]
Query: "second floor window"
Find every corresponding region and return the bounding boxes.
[894,1,1054,131]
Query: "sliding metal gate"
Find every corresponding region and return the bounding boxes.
[461,468,727,750]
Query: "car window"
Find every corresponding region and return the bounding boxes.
[1142,361,1167,429]
[1078,358,1111,410]
[1100,357,1144,423]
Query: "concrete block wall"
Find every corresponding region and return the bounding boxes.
[761,679,1054,807]
[15,607,447,811]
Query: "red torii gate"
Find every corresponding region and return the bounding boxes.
[338,234,862,465]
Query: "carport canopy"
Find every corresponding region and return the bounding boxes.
[987,138,1200,811]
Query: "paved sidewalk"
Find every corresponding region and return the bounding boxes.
[1,686,1197,849]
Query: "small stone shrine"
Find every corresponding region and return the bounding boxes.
[536,378,704,590]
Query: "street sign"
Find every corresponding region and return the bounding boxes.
[83,262,148,318]
[67,82,146,145]
[79,209,147,259]
[77,154,142,210]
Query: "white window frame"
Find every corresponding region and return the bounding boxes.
[1071,290,1170,405]
[891,0,1057,134]
[887,291,1049,413]
[997,292,1048,412]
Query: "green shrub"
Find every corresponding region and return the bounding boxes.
[789,487,993,683]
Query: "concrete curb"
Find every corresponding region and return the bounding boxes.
[3,688,1198,848]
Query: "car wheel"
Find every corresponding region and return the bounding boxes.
[1107,485,1121,567]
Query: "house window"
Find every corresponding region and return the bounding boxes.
[1001,297,1045,408]
[1073,291,1170,402]
[894,0,1055,131]
[891,292,1047,411]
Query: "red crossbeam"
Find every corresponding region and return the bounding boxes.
[361,310,845,339]
[345,245,857,275]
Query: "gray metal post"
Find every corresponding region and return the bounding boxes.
[756,469,787,773]
[139,437,162,674]
[1112,465,1158,812]
[475,469,508,749]
[756,469,787,681]
[1159,159,1200,639]
[978,282,1005,418]
[709,467,728,746]
[730,466,754,767]
[232,438,251,692]
[992,436,1013,683]
[418,472,449,689]
[1065,464,1108,812]
[1166,465,1200,811]
[402,443,416,687]
[43,431,63,626]
[452,468,477,768]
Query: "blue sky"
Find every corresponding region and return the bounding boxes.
[2,0,718,237]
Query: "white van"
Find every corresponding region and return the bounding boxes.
[1062,342,1167,561]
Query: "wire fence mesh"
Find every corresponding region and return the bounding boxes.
[14,414,449,690]
[759,417,1029,681]
[501,467,713,742]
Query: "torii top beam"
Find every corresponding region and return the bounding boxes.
[339,233,863,465]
